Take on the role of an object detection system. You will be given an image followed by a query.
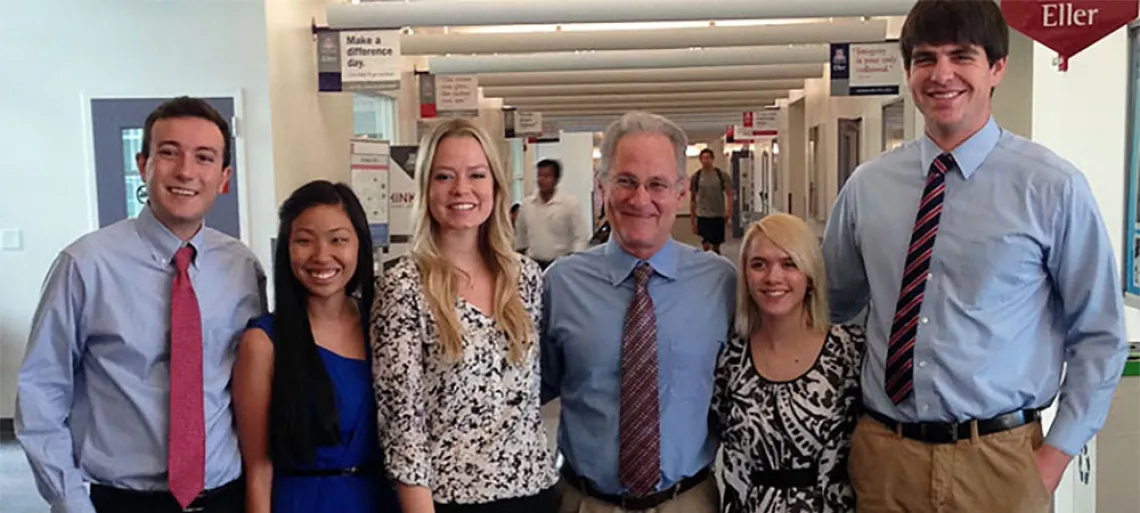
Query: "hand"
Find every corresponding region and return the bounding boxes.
[1033,444,1072,494]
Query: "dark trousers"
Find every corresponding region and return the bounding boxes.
[91,479,244,513]
[434,487,559,513]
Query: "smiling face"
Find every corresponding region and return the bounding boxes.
[906,42,1006,147]
[136,116,231,240]
[289,203,359,300]
[427,135,495,235]
[602,132,686,260]
[745,232,810,322]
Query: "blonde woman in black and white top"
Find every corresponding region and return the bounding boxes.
[371,118,558,513]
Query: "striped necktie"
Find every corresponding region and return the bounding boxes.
[618,262,662,496]
[885,153,955,405]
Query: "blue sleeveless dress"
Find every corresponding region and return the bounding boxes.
[247,314,399,513]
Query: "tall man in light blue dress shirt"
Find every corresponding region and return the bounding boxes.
[541,111,736,513]
[823,1,1129,512]
[15,97,266,513]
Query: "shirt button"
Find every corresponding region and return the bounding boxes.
[921,404,930,412]
[926,273,933,280]
[920,317,929,324]
[918,360,927,368]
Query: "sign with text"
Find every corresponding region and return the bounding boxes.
[420,74,479,118]
[318,30,402,92]
[348,139,391,246]
[503,109,543,138]
[830,42,903,96]
[515,111,543,135]
[1002,0,1137,71]
[387,146,419,249]
[743,110,779,136]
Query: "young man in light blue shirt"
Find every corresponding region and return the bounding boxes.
[823,1,1129,512]
[16,97,267,513]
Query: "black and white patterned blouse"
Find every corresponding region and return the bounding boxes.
[713,324,865,513]
[371,255,558,504]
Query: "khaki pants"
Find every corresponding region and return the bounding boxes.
[556,475,719,513]
[850,415,1052,513]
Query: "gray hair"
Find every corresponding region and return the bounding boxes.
[598,111,689,181]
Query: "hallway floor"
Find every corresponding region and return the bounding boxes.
[1,440,43,513]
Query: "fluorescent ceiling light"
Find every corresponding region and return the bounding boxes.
[451,17,834,34]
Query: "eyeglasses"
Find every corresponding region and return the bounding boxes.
[608,175,681,198]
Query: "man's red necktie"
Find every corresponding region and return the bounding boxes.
[169,245,205,509]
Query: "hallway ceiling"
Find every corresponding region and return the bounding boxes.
[331,0,916,138]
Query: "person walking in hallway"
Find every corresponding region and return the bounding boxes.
[515,158,589,270]
[372,118,558,513]
[822,2,1130,512]
[15,96,267,513]
[542,111,736,513]
[690,148,734,254]
[715,214,863,513]
[233,180,400,513]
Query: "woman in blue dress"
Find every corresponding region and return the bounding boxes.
[233,180,400,512]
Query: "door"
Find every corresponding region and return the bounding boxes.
[91,97,240,238]
[837,118,862,194]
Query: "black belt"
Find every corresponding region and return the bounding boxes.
[865,407,1041,444]
[90,478,242,512]
[560,462,709,510]
[751,463,818,489]
[278,463,378,477]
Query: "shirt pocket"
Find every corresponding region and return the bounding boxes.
[951,232,1044,309]
[664,334,721,402]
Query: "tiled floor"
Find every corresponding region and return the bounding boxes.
[0,440,47,513]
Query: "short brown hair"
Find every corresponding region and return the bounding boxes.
[141,96,231,168]
[899,0,1009,69]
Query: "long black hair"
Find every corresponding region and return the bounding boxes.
[269,180,375,466]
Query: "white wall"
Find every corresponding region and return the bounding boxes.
[265,0,355,203]
[992,30,1036,138]
[1028,28,1136,513]
[534,132,595,233]
[0,0,277,418]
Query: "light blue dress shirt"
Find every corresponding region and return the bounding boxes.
[823,117,1129,456]
[541,237,736,495]
[15,207,267,513]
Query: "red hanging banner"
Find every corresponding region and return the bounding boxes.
[1001,0,1137,71]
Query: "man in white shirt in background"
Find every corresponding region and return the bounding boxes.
[516,158,589,270]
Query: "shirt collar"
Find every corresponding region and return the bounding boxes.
[920,116,1001,180]
[135,206,206,267]
[528,190,564,205]
[604,237,678,286]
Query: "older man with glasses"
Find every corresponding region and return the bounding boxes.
[540,111,736,513]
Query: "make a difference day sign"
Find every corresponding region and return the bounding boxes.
[341,30,401,89]
[317,29,402,91]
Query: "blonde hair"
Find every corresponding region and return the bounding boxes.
[735,213,830,337]
[410,118,532,364]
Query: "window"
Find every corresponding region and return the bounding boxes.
[121,128,146,219]
[1124,23,1140,297]
[353,92,397,141]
